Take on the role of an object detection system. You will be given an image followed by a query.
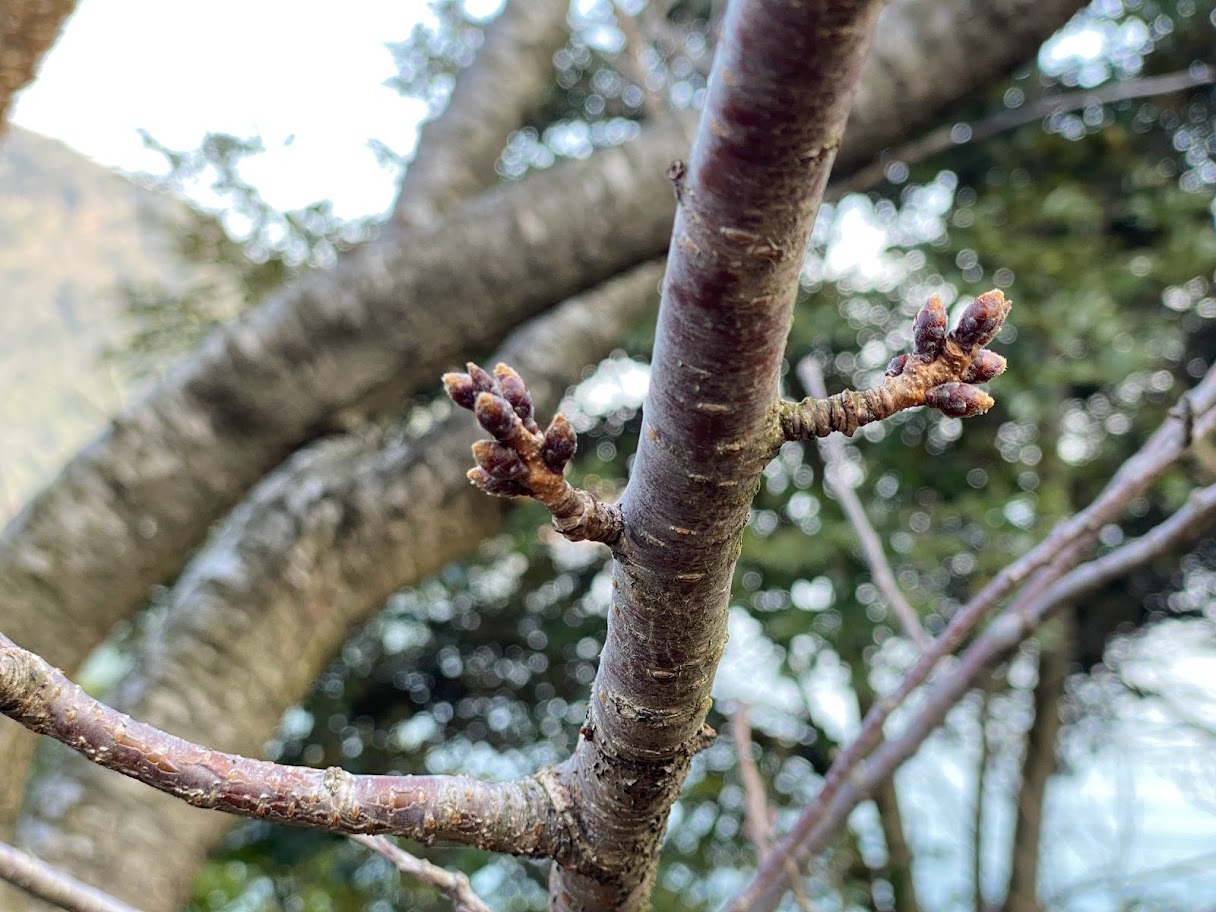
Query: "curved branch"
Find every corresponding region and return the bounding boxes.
[352,836,493,912]
[0,842,141,912]
[0,633,562,857]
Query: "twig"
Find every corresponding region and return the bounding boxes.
[353,835,492,912]
[0,842,143,912]
[0,632,561,858]
[725,365,1216,912]
[796,356,931,650]
[832,66,1216,200]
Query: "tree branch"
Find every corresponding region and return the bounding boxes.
[796,356,930,650]
[724,367,1216,912]
[0,632,563,858]
[393,0,570,227]
[0,842,141,912]
[353,836,493,912]
[15,262,663,912]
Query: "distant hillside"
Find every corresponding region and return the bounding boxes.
[0,127,230,518]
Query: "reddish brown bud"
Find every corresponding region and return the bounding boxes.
[885,353,909,377]
[468,467,529,497]
[472,440,528,481]
[925,382,995,418]
[962,349,1008,383]
[913,295,948,359]
[442,372,478,410]
[951,290,1011,350]
[466,362,498,394]
[494,363,535,428]
[541,414,577,471]
[474,392,520,442]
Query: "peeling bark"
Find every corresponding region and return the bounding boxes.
[546,1,885,907]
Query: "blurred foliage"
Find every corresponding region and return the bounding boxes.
[87,0,1216,908]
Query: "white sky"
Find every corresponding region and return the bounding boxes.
[10,0,457,219]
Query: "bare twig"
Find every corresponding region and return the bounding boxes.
[832,66,1216,200]
[796,356,931,649]
[726,366,1216,912]
[0,842,143,912]
[353,836,493,912]
[0,632,562,859]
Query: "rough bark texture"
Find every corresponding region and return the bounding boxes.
[0,0,75,132]
[393,0,569,226]
[15,265,662,912]
[546,2,885,908]
[1004,614,1073,912]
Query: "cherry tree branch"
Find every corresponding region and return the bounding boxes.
[796,356,930,649]
[0,842,142,912]
[724,367,1216,912]
[352,836,493,912]
[0,633,563,859]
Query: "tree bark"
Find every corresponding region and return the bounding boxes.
[0,0,75,133]
[546,1,885,907]
[1003,614,1074,912]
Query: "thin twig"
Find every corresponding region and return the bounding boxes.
[353,836,493,912]
[832,66,1216,199]
[797,356,931,650]
[0,842,143,912]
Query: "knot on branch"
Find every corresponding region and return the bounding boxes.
[443,362,624,546]
[782,290,1011,439]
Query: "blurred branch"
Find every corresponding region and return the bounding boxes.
[796,356,930,650]
[0,0,76,132]
[612,1,668,120]
[353,836,492,912]
[0,841,143,912]
[394,0,570,227]
[726,366,1216,912]
[0,631,564,858]
[833,66,1216,199]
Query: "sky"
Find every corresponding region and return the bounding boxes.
[10,0,468,219]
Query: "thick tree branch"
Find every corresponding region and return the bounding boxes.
[541,1,886,907]
[725,375,1216,911]
[15,263,663,912]
[353,836,493,912]
[797,357,930,649]
[0,0,75,133]
[0,633,562,857]
[393,0,570,227]
[0,842,141,912]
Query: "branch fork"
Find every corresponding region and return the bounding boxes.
[443,362,623,545]
[781,290,1012,439]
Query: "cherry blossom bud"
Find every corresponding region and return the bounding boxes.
[541,414,577,471]
[442,372,478,410]
[467,467,529,497]
[913,295,948,359]
[474,392,520,442]
[952,290,1011,350]
[494,363,534,427]
[925,382,995,418]
[963,349,1008,384]
[466,362,497,394]
[472,440,528,481]
[885,353,909,377]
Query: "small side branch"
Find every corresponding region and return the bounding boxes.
[0,841,143,912]
[781,291,1011,440]
[0,633,561,859]
[797,356,930,650]
[443,363,624,545]
[353,836,492,912]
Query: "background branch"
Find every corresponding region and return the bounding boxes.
[353,836,493,912]
[0,842,141,912]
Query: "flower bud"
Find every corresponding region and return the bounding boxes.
[951,290,1011,350]
[925,382,994,418]
[913,295,947,359]
[541,414,578,471]
[885,353,909,377]
[442,372,478,410]
[494,363,534,427]
[474,392,520,442]
[468,467,529,497]
[962,349,1007,384]
[466,362,497,394]
[472,440,528,481]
